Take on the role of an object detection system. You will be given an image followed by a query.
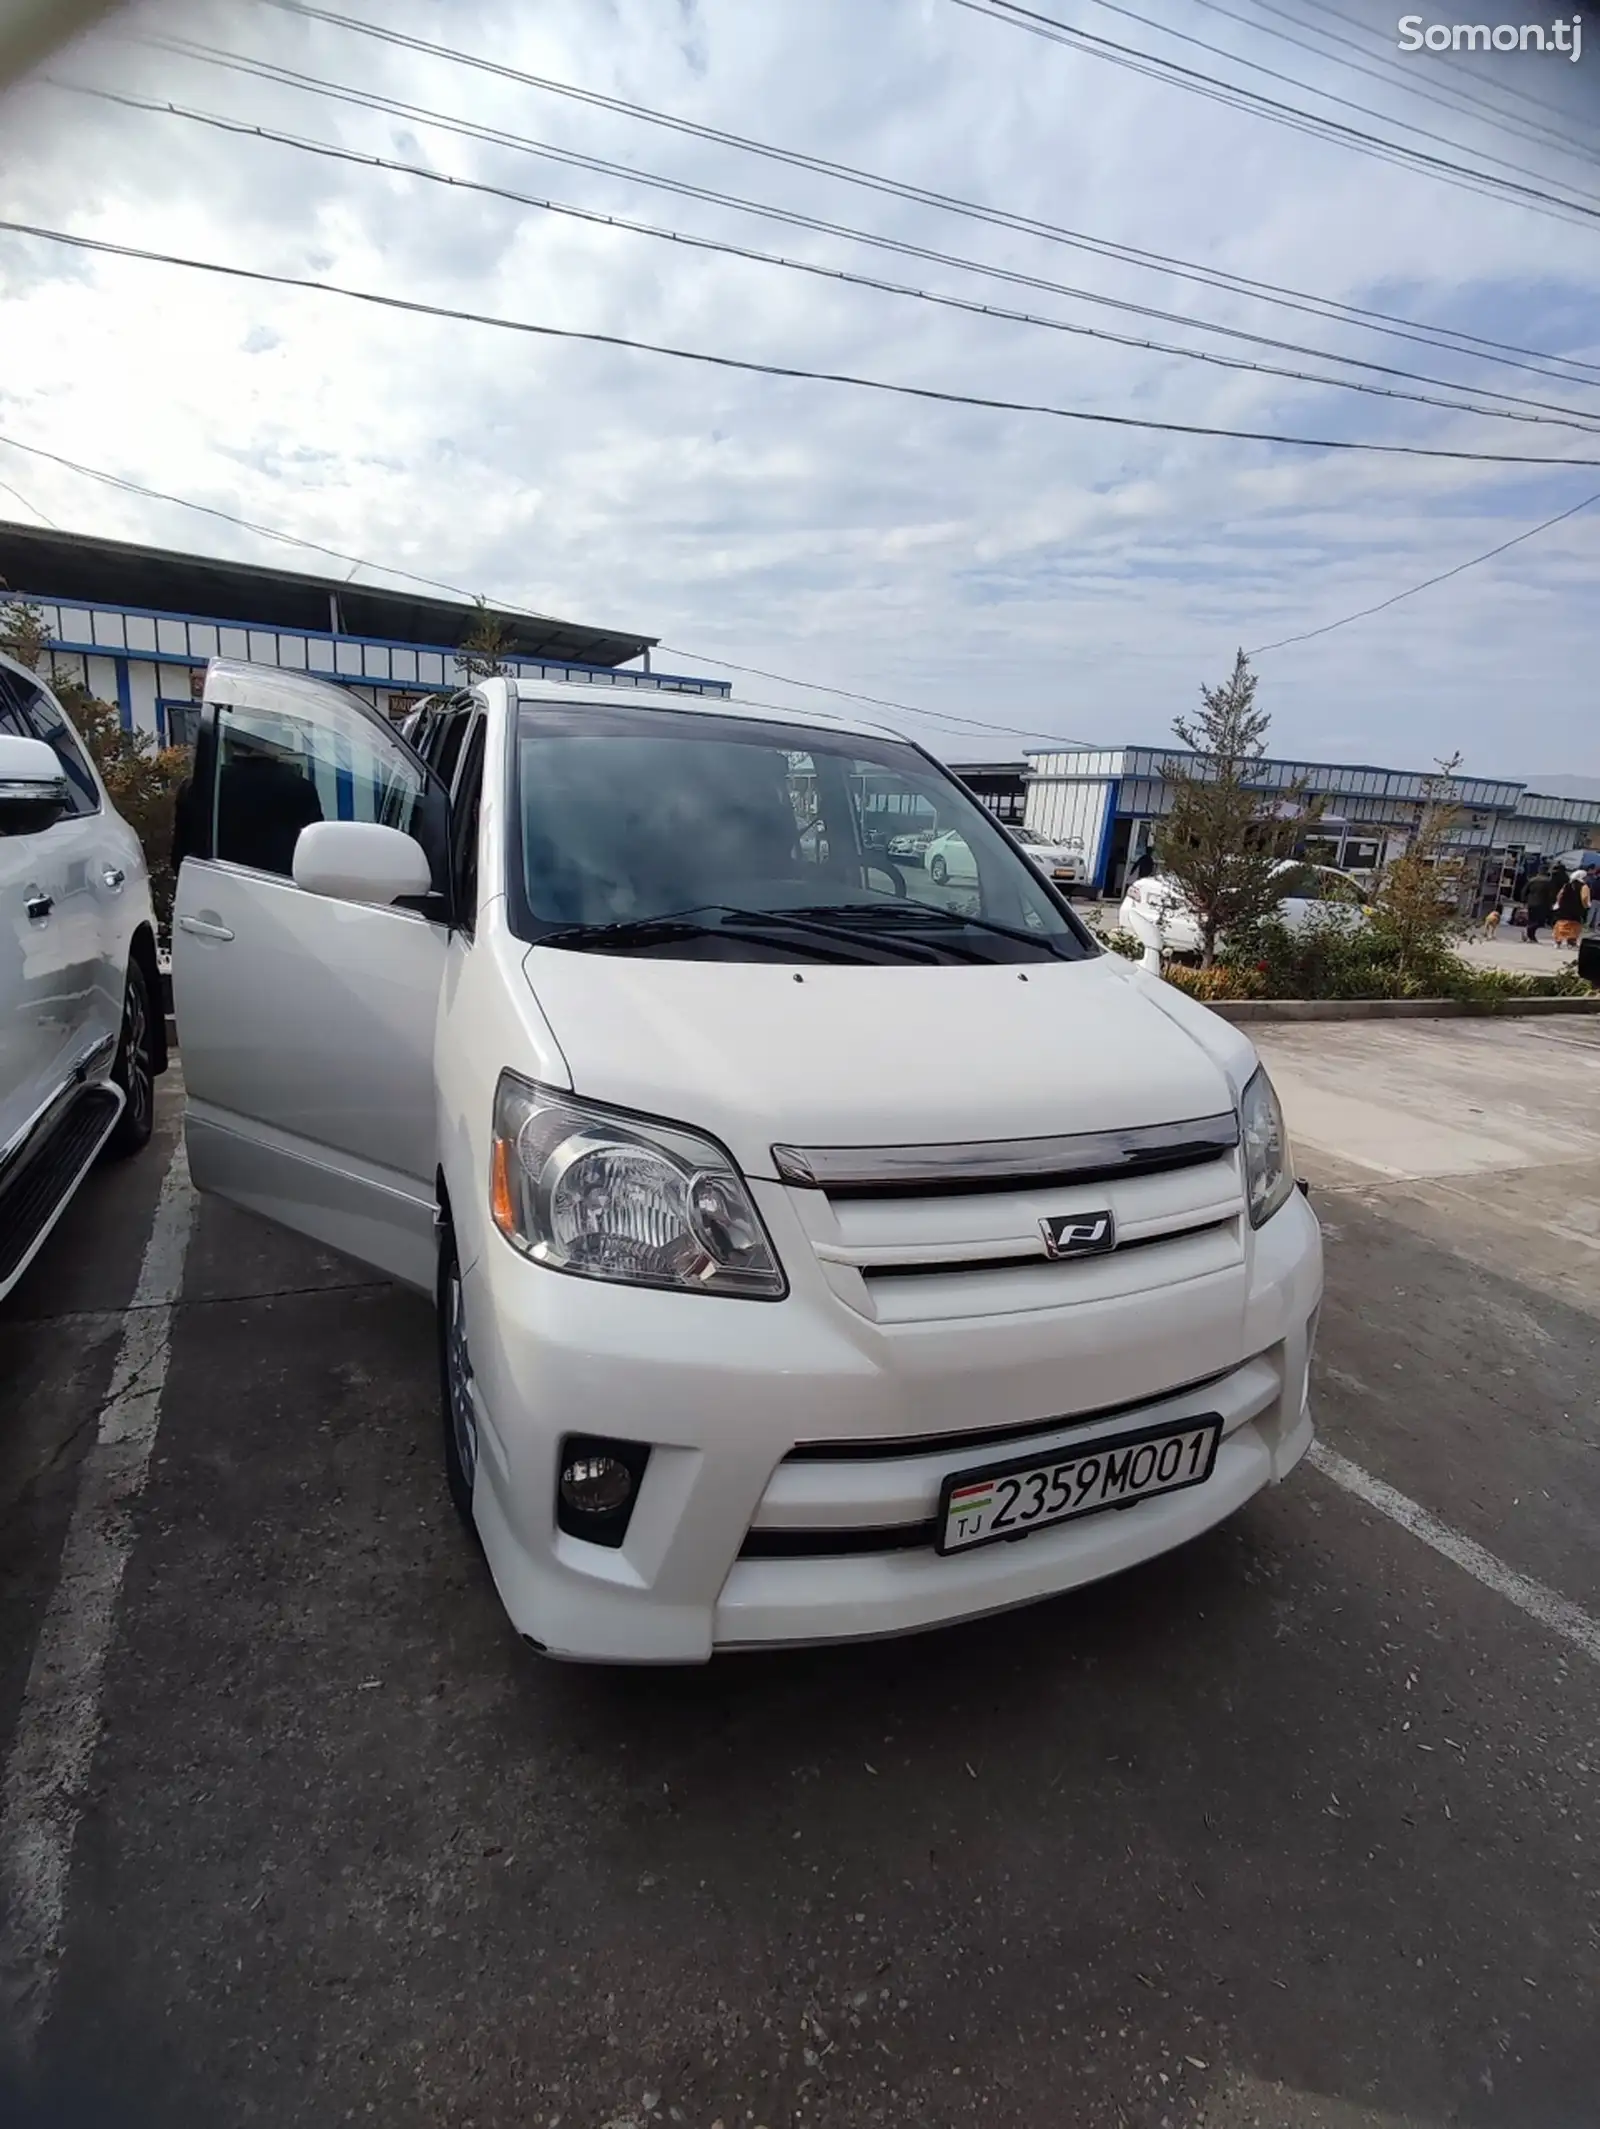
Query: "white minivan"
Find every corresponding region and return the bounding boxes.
[172,662,1322,1662]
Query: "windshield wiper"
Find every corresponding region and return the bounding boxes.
[534,907,910,963]
[791,903,1080,961]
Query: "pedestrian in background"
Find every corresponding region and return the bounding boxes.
[1553,871,1587,949]
[1523,865,1554,943]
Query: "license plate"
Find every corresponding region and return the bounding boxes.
[936,1416,1223,1555]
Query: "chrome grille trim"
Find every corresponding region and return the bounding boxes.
[771,1110,1240,1197]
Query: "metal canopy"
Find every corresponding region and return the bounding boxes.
[0,522,656,669]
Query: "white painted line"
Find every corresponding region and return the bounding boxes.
[0,1138,196,2052]
[1308,1441,1600,1669]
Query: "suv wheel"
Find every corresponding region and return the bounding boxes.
[105,958,156,1159]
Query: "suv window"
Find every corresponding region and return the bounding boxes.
[0,670,98,815]
[21,681,100,816]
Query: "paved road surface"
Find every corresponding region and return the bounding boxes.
[1,1022,1596,2129]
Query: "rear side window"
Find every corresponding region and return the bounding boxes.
[0,671,99,815]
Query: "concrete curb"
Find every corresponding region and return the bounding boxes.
[1209,994,1600,1023]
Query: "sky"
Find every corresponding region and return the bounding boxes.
[1,0,1598,780]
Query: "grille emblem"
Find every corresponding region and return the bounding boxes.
[1040,1211,1116,1259]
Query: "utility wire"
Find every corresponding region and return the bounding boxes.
[1198,0,1600,168]
[59,85,1600,439]
[1281,0,1600,136]
[9,217,1600,468]
[0,436,1095,749]
[955,0,1600,228]
[169,12,1600,387]
[1071,0,1600,192]
[3,435,1589,735]
[1250,487,1600,652]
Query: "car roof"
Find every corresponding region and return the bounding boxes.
[507,675,901,746]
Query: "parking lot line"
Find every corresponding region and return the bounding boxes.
[1309,1441,1600,1668]
[0,1139,195,2053]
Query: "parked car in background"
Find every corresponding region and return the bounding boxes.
[0,649,166,1299]
[887,827,935,865]
[170,661,1321,1663]
[1012,825,1086,892]
[1120,860,1370,958]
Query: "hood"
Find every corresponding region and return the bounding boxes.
[524,946,1253,1179]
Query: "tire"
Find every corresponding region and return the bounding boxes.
[438,1225,480,1535]
[104,957,157,1159]
[929,854,948,885]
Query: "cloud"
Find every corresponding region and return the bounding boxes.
[0,0,1596,776]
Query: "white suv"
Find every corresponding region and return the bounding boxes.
[0,649,166,1297]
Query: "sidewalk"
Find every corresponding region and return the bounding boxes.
[1454,930,1590,977]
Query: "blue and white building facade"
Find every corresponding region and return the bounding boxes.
[1023,746,1599,900]
[0,523,729,747]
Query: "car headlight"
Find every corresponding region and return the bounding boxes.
[489,1073,786,1297]
[1240,1065,1295,1229]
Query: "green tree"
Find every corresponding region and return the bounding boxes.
[58,682,191,942]
[458,598,514,680]
[1368,754,1468,986]
[1155,650,1320,968]
[0,592,51,671]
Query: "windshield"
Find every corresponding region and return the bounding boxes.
[509,702,1096,963]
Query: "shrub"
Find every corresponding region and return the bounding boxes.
[1090,924,1144,960]
[1162,962,1268,1002]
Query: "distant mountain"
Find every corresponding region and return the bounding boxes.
[1524,775,1600,802]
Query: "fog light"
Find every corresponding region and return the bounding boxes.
[555,1434,650,1547]
[560,1455,633,1516]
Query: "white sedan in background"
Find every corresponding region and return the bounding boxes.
[926,824,1084,891]
[1120,861,1370,957]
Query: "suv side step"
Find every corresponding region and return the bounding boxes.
[0,1084,124,1299]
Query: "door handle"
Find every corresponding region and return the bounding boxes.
[102,865,126,890]
[177,914,235,942]
[24,891,52,921]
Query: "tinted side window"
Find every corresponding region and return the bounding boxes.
[214,696,423,878]
[13,676,99,815]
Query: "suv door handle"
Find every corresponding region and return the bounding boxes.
[177,914,234,942]
[24,890,53,921]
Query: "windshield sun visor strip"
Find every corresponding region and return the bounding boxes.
[770,1112,1241,1198]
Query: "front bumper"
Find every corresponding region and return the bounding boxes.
[463,1188,1322,1662]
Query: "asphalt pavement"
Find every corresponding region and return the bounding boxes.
[1,1023,1597,2129]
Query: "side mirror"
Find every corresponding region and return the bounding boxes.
[0,734,69,837]
[292,820,433,905]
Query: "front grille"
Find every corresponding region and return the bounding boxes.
[782,1136,1247,1325]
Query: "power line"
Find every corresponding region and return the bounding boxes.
[0,435,1094,749]
[1250,486,1600,652]
[1201,0,1600,169]
[60,84,1600,440]
[1285,0,1600,138]
[10,216,1600,468]
[4,434,1588,737]
[169,11,1600,388]
[956,0,1600,228]
[0,433,497,605]
[0,475,58,529]
[1071,0,1600,192]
